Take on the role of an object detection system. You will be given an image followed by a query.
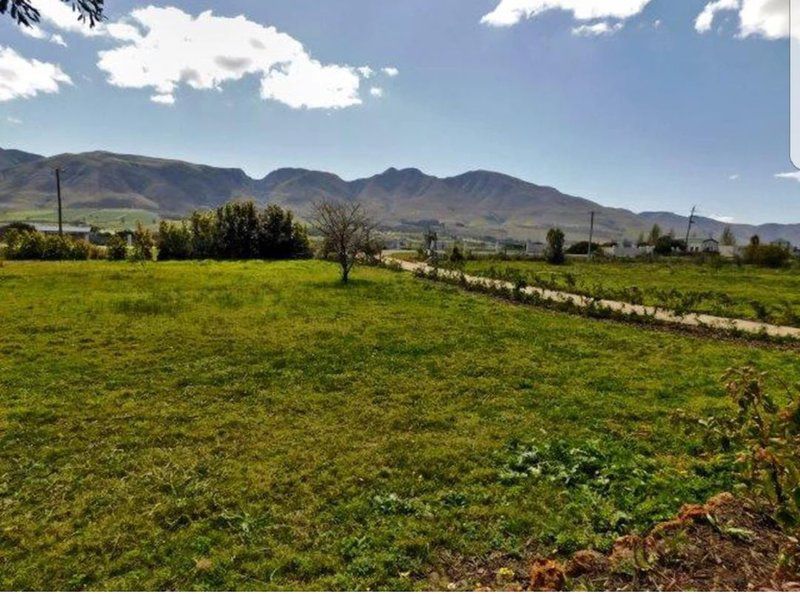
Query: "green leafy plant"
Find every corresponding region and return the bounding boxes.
[722,367,800,527]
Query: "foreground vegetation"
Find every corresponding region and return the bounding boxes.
[450,257,800,326]
[1,260,799,589]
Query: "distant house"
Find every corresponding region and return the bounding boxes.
[525,241,546,257]
[687,238,719,254]
[0,222,91,242]
[601,243,652,259]
[34,223,92,241]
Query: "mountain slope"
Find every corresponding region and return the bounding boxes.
[0,151,255,215]
[0,148,44,172]
[0,149,797,243]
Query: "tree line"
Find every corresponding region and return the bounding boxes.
[156,202,311,261]
[1,201,311,262]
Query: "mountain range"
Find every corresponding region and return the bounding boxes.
[1,147,798,244]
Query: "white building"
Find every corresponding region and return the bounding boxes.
[0,222,91,242]
[687,238,720,254]
[601,244,653,259]
[525,241,546,257]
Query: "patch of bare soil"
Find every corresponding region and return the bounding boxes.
[433,494,800,591]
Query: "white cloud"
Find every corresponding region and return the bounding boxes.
[383,67,399,77]
[369,86,384,98]
[0,46,72,102]
[572,21,624,36]
[729,173,740,180]
[24,5,393,109]
[776,171,800,181]
[29,0,104,36]
[93,7,372,109]
[260,55,362,109]
[695,0,739,33]
[481,0,651,27]
[18,20,68,46]
[695,0,789,39]
[6,116,23,125]
[150,93,175,105]
[710,214,735,223]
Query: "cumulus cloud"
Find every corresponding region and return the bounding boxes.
[481,0,651,27]
[695,0,789,39]
[31,0,105,36]
[572,21,624,36]
[0,46,72,102]
[6,116,23,125]
[776,171,800,181]
[23,4,397,109]
[729,173,740,180]
[92,7,368,109]
[695,0,739,33]
[369,86,384,97]
[383,67,399,77]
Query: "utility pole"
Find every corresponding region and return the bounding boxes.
[684,205,696,248]
[587,211,595,259]
[55,168,63,236]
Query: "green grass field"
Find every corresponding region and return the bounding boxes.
[1,260,799,589]
[0,208,160,231]
[457,258,800,326]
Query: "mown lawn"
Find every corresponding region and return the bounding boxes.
[459,258,800,325]
[1,260,798,590]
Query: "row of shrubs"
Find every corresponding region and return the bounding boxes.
[2,228,104,261]
[1,202,312,262]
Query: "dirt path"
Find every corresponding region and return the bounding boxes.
[388,258,800,340]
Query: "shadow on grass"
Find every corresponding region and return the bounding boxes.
[306,277,379,290]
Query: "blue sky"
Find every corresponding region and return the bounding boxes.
[0,0,797,224]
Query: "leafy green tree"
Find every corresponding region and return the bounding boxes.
[648,224,662,246]
[189,211,217,259]
[721,226,736,246]
[545,228,565,265]
[215,201,260,259]
[157,221,193,260]
[448,244,466,271]
[258,204,310,259]
[566,241,601,255]
[653,235,686,256]
[106,234,128,261]
[131,222,155,261]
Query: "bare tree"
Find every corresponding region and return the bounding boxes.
[311,201,376,283]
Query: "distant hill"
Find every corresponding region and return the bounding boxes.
[0,148,44,172]
[0,151,255,215]
[0,148,798,243]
